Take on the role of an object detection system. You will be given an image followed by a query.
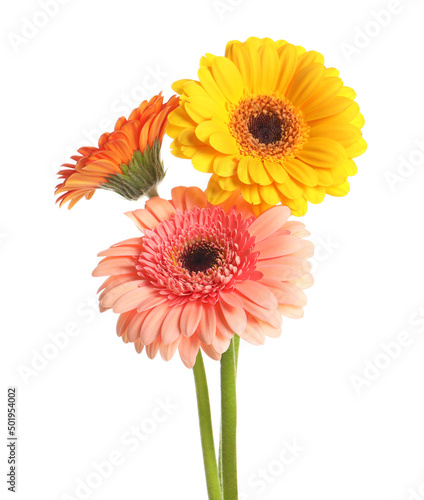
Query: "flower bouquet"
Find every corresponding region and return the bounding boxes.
[56,37,366,499]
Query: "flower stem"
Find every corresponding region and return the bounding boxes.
[220,336,239,500]
[146,184,159,198]
[193,351,222,500]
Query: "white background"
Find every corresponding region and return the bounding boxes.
[1,0,424,499]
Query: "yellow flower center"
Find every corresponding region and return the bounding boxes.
[229,95,309,161]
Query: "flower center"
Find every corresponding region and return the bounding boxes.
[179,242,222,274]
[229,95,309,161]
[248,112,283,145]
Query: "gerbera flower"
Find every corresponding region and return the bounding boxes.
[55,94,179,209]
[92,186,313,368]
[166,37,366,216]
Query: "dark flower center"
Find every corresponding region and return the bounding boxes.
[180,242,221,273]
[248,113,283,145]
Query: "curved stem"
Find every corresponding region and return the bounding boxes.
[220,337,239,499]
[193,352,222,500]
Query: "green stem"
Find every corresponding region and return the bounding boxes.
[220,337,239,499]
[193,352,222,500]
[146,184,159,198]
[219,335,240,491]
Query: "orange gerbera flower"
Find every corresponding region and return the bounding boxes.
[55,94,179,209]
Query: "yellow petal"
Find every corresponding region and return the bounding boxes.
[276,177,304,199]
[300,77,343,114]
[195,120,228,144]
[297,137,347,168]
[309,101,360,127]
[198,66,227,104]
[192,149,216,173]
[241,183,261,204]
[287,63,325,107]
[346,138,367,158]
[259,184,281,205]
[225,41,252,92]
[326,181,350,197]
[185,96,227,124]
[303,185,325,204]
[296,50,325,72]
[275,43,298,94]
[168,106,197,128]
[339,86,356,100]
[288,196,308,217]
[258,42,279,92]
[248,157,273,185]
[344,159,358,176]
[170,139,191,159]
[350,112,365,129]
[313,167,345,187]
[207,175,234,204]
[212,56,244,103]
[214,155,238,177]
[237,156,253,184]
[209,132,239,155]
[243,38,261,92]
[263,160,289,184]
[218,175,240,191]
[309,122,362,148]
[304,96,353,121]
[171,79,196,93]
[165,122,183,139]
[178,129,203,147]
[284,158,318,186]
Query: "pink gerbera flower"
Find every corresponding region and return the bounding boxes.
[92,187,313,368]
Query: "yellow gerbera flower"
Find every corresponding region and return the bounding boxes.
[167,37,366,216]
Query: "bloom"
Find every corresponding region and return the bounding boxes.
[55,94,179,208]
[92,187,313,368]
[167,37,366,216]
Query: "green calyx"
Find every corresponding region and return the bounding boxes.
[101,140,165,200]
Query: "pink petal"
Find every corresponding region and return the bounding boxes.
[196,303,216,344]
[101,280,143,308]
[134,339,144,354]
[211,332,232,353]
[125,208,160,231]
[146,336,161,359]
[255,233,305,258]
[178,335,201,368]
[127,310,150,342]
[136,293,168,312]
[145,197,176,222]
[239,315,265,346]
[235,281,277,310]
[240,296,282,328]
[184,187,208,210]
[97,245,144,257]
[248,206,291,243]
[113,285,156,313]
[161,305,184,344]
[219,290,244,308]
[291,273,314,289]
[116,311,135,338]
[215,307,235,339]
[171,186,188,211]
[92,257,135,277]
[257,320,282,338]
[180,301,203,337]
[278,304,304,319]
[219,299,247,335]
[200,342,221,361]
[160,337,180,361]
[140,303,170,345]
[261,280,307,306]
